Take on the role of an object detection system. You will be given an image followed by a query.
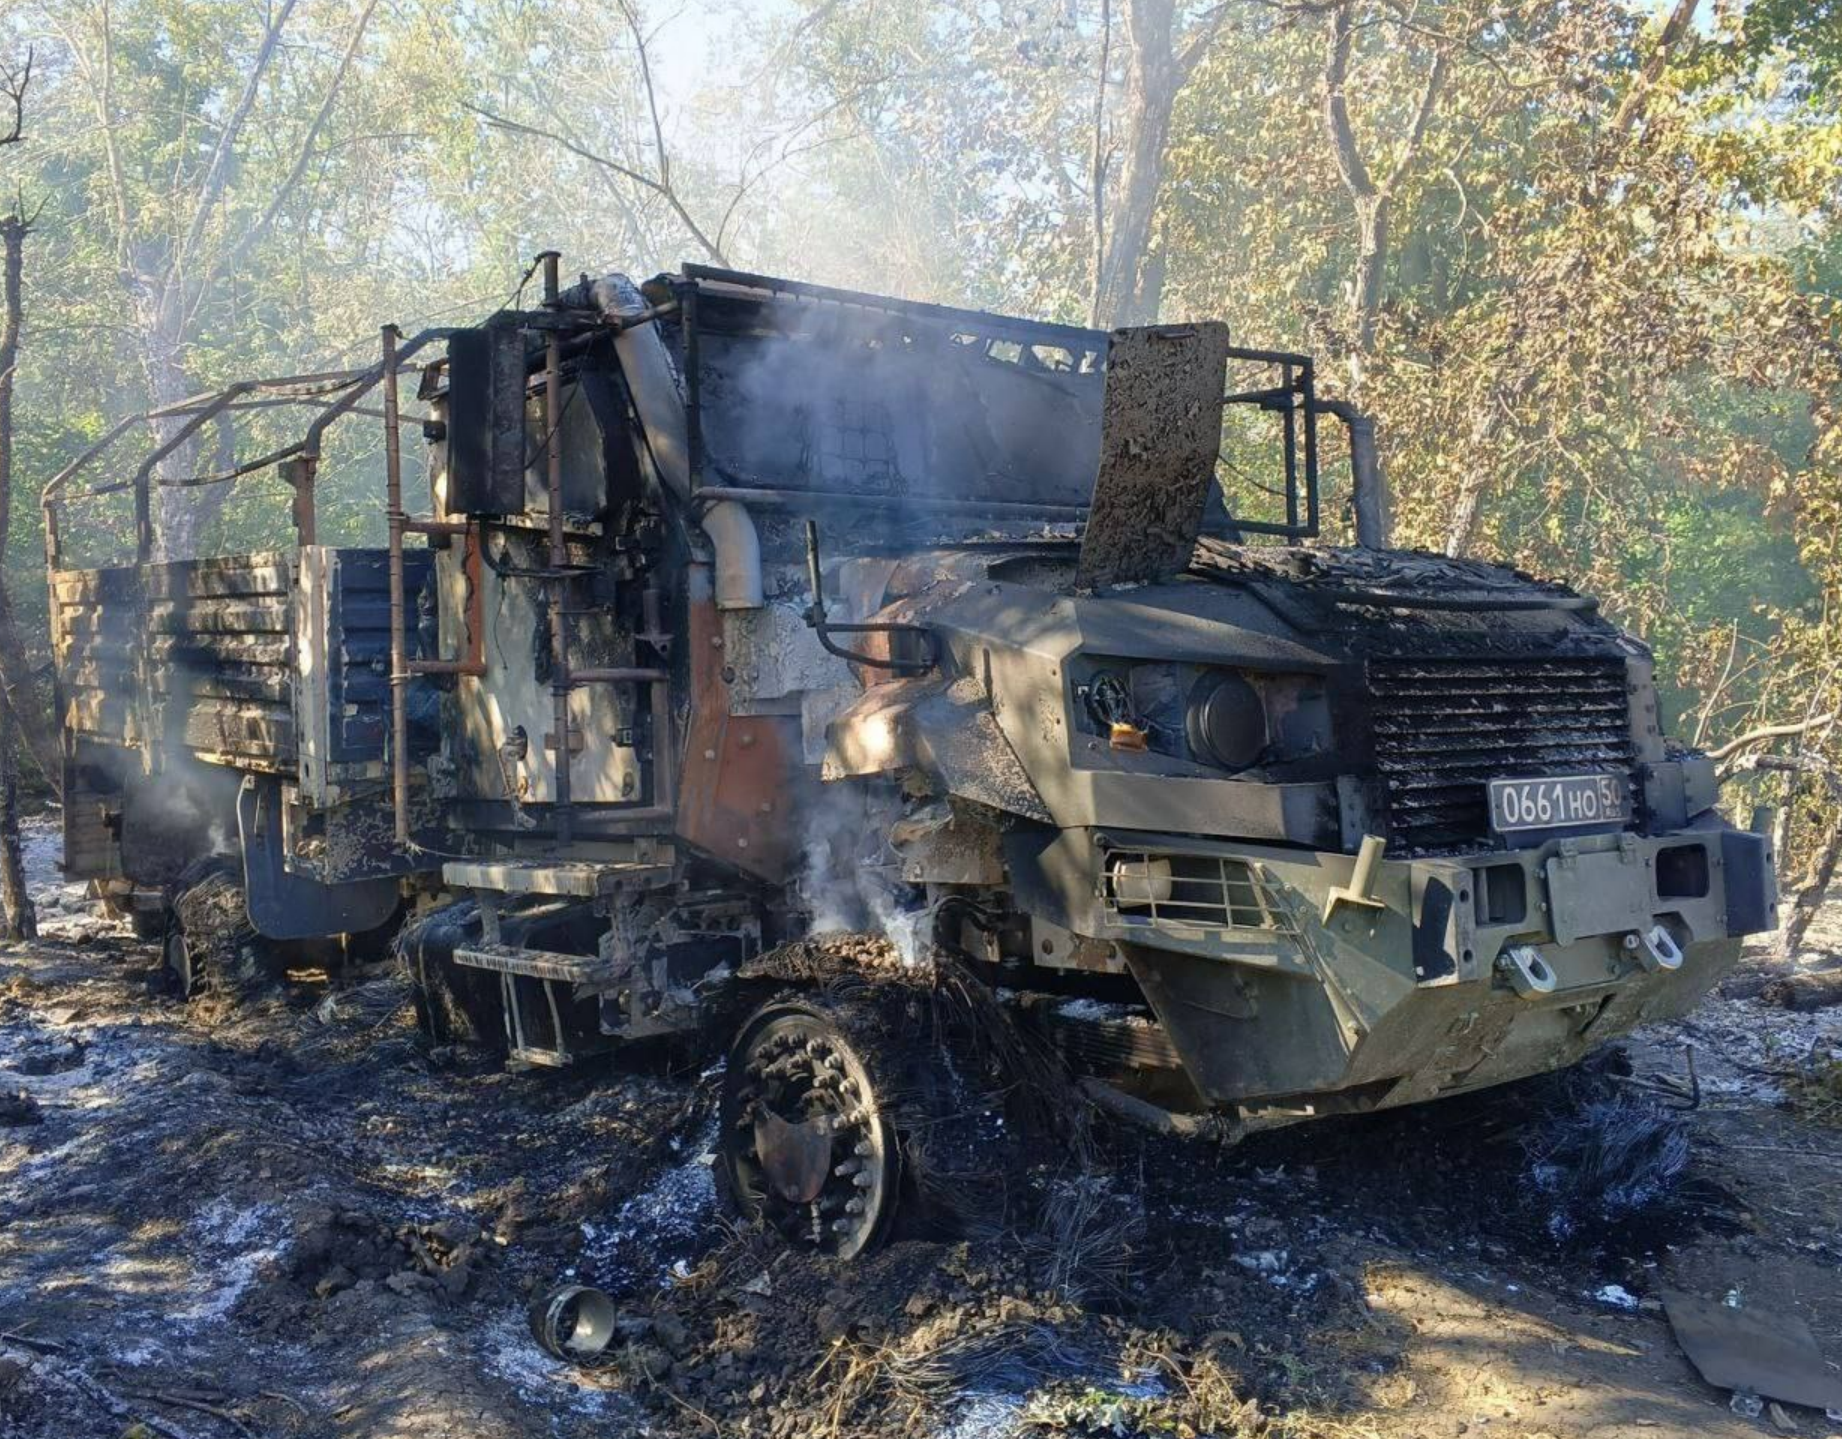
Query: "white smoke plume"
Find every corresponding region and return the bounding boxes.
[797,784,925,966]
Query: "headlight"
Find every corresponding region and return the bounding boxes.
[1186,671,1266,769]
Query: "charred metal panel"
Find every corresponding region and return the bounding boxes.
[1075,324,1233,590]
[446,322,529,516]
[684,272,1106,510]
[141,553,298,770]
[294,546,434,804]
[441,526,642,812]
[50,566,145,750]
[238,779,400,939]
[54,553,301,772]
[59,740,125,883]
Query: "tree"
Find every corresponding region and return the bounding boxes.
[44,0,383,558]
[1090,0,1229,326]
[1438,0,1702,557]
[1317,0,1448,391]
[0,48,38,940]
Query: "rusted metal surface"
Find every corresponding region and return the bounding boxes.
[1075,323,1233,591]
[384,324,410,842]
[675,565,799,881]
[541,252,575,847]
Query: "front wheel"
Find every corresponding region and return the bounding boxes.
[718,997,900,1259]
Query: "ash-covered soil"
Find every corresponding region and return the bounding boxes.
[2,817,1840,1439]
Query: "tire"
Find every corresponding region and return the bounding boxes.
[167,860,274,1001]
[399,903,506,1048]
[718,946,1072,1256]
[718,994,902,1259]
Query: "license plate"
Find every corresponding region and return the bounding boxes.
[1488,774,1628,834]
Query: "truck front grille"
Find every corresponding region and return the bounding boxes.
[1369,657,1636,855]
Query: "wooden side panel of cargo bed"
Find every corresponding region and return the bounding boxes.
[52,551,300,773]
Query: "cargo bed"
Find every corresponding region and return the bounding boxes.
[51,545,432,795]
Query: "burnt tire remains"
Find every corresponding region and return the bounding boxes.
[720,996,901,1258]
[167,861,275,1001]
[719,936,1089,1255]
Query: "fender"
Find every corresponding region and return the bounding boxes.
[238,778,399,940]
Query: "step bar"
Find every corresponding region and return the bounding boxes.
[441,857,672,899]
[450,941,610,985]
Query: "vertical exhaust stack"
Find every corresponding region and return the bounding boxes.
[582,273,764,611]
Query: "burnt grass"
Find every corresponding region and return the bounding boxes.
[0,874,1786,1439]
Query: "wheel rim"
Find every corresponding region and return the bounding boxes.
[163,924,194,997]
[720,1006,897,1259]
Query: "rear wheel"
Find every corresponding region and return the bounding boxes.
[166,861,272,1001]
[719,998,900,1259]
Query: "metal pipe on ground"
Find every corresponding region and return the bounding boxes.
[1078,1077,1230,1141]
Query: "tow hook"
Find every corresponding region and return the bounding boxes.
[1625,925,1684,973]
[1498,945,1557,998]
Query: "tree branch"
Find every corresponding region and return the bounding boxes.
[66,2,137,279]
[1712,713,1838,765]
[0,47,30,146]
[1609,0,1699,143]
[203,0,383,318]
[1176,2,1231,79]
[464,102,728,265]
[174,0,302,281]
[1321,1,1376,203]
[1090,0,1112,326]
[1381,43,1447,198]
[617,0,675,200]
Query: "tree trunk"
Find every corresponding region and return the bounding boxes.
[139,295,211,560]
[1349,194,1387,388]
[1443,408,1501,555]
[1092,0,1180,327]
[0,210,37,939]
[0,213,58,793]
[0,704,33,942]
[1778,804,1842,963]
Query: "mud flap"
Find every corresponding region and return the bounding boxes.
[238,779,399,940]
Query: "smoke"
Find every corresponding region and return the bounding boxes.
[690,294,1103,539]
[796,783,927,966]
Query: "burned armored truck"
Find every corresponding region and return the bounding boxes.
[45,257,1775,1252]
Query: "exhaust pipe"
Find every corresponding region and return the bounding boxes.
[581,273,764,610]
[702,499,763,611]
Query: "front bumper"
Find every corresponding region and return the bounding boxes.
[1040,819,1774,1114]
